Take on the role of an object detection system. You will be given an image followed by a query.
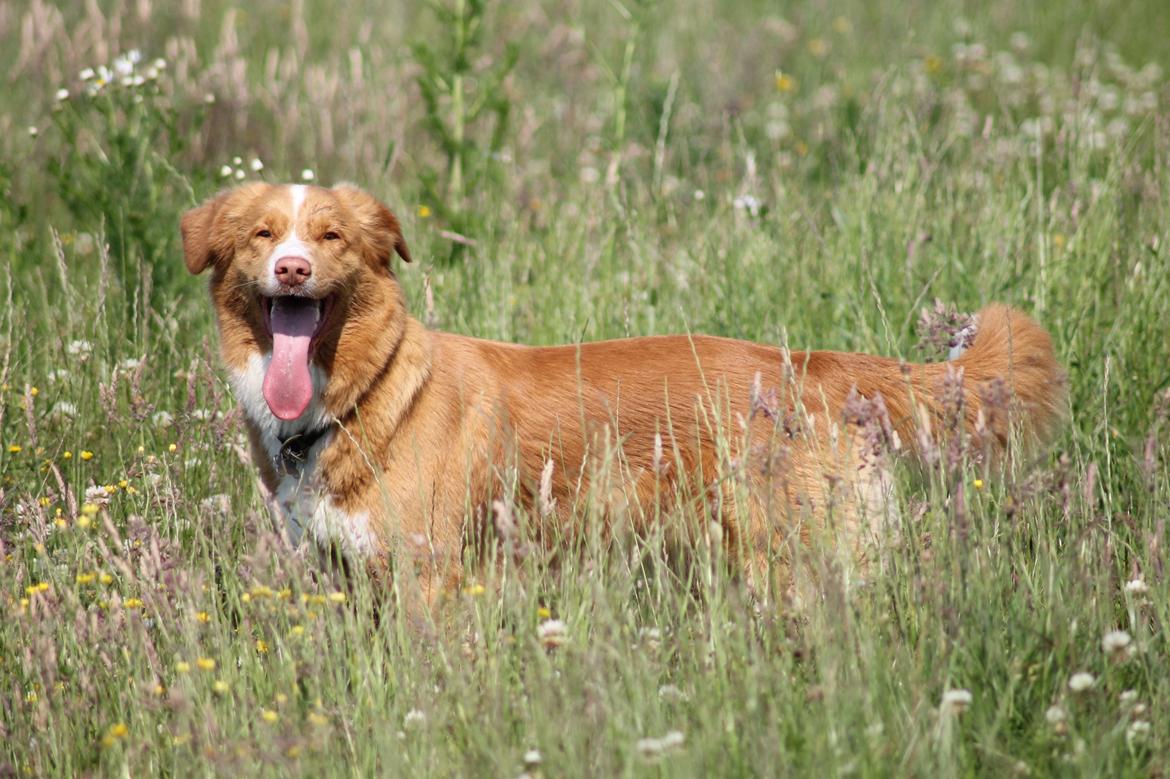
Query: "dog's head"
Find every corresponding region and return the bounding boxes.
[181,183,412,422]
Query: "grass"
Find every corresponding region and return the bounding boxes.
[1,0,1168,775]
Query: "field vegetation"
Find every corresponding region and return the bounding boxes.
[1,0,1168,775]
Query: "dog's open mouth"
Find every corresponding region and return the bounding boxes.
[260,295,333,421]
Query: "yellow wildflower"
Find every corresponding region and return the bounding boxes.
[29,387,38,397]
[973,478,985,490]
[212,680,229,695]
[417,205,432,218]
[124,598,144,609]
[7,445,21,454]
[255,639,269,654]
[463,583,486,597]
[176,661,191,674]
[118,479,129,489]
[327,591,347,604]
[537,606,552,619]
[289,624,305,637]
[99,572,114,585]
[261,709,279,723]
[63,451,72,459]
[167,443,177,453]
[308,711,329,726]
[76,572,96,585]
[80,450,94,461]
[774,72,796,93]
[196,611,210,624]
[101,722,129,747]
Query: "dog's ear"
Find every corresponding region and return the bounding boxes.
[332,184,412,266]
[180,184,268,275]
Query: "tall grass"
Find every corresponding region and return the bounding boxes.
[1,0,1168,775]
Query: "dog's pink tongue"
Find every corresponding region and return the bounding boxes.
[263,298,317,420]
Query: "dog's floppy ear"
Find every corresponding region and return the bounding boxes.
[180,184,267,275]
[332,184,412,266]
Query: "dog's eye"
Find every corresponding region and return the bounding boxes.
[323,231,340,241]
[256,229,272,239]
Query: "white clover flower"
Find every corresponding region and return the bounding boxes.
[733,194,763,216]
[203,93,216,104]
[28,126,38,137]
[523,749,542,768]
[232,156,242,165]
[1124,578,1148,595]
[1102,629,1133,657]
[1119,689,1138,706]
[250,157,264,172]
[1044,705,1067,725]
[55,88,70,102]
[693,189,705,201]
[220,165,234,178]
[1127,720,1151,741]
[66,339,93,356]
[234,168,246,181]
[80,67,96,81]
[537,619,568,649]
[152,411,174,428]
[301,168,316,182]
[403,709,426,728]
[51,401,78,419]
[1068,672,1095,693]
[636,731,685,760]
[940,688,973,714]
[152,58,166,70]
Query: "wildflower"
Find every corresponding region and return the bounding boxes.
[255,639,269,654]
[153,683,165,696]
[403,709,426,728]
[301,169,315,182]
[693,189,705,201]
[1102,629,1133,658]
[176,661,191,674]
[66,339,92,356]
[940,688,973,714]
[80,450,94,460]
[523,749,542,770]
[463,583,486,596]
[1068,672,1094,692]
[973,478,984,489]
[167,443,177,453]
[124,597,144,609]
[636,730,685,760]
[27,126,37,138]
[308,711,329,726]
[537,619,568,649]
[807,37,828,57]
[327,591,346,604]
[536,606,552,619]
[196,611,210,624]
[1045,705,1068,728]
[234,169,246,181]
[196,657,216,671]
[55,88,70,102]
[101,722,129,747]
[99,572,113,585]
[1127,720,1151,741]
[261,709,279,723]
[417,205,432,218]
[7,445,20,453]
[80,67,96,80]
[219,165,233,178]
[289,625,305,637]
[733,194,763,217]
[212,680,229,695]
[63,451,73,460]
[774,72,796,92]
[250,158,264,172]
[1124,578,1148,595]
[76,572,96,585]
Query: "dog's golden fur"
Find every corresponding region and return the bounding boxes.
[182,183,1065,605]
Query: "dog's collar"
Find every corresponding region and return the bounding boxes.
[276,425,331,475]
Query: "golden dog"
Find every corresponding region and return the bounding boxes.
[182,182,1064,604]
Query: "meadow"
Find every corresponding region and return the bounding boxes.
[1,0,1168,775]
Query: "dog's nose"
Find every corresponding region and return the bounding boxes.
[274,256,312,287]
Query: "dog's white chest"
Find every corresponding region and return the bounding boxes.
[231,354,375,557]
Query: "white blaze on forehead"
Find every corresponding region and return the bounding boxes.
[265,184,312,286]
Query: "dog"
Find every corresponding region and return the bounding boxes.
[181,182,1064,605]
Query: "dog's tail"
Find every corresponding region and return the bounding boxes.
[899,304,1065,457]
